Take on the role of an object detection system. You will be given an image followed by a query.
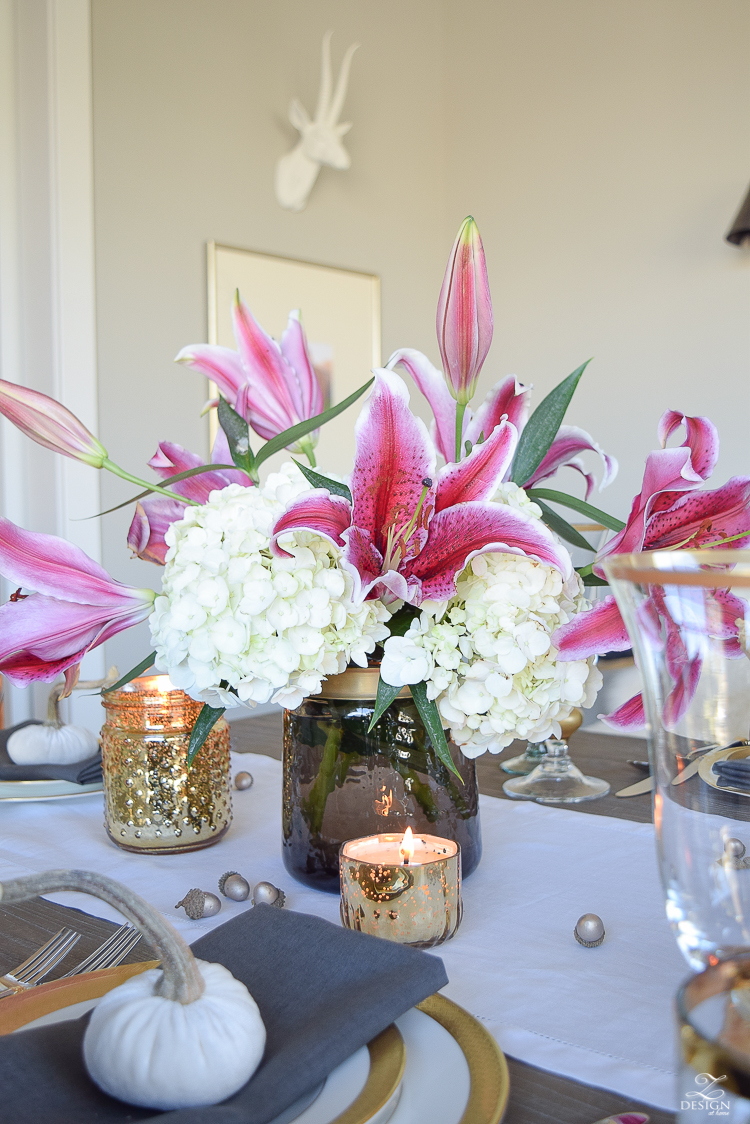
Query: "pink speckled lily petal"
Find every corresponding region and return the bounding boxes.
[435,421,518,512]
[464,375,532,450]
[600,691,646,730]
[401,500,571,604]
[644,477,750,550]
[127,497,187,565]
[174,344,247,405]
[387,348,459,463]
[350,370,436,564]
[271,490,352,557]
[525,424,618,498]
[0,519,144,606]
[554,595,631,660]
[658,410,719,481]
[281,311,324,420]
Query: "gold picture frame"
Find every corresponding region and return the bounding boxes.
[206,243,381,477]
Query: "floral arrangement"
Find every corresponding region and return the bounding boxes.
[1,216,747,774]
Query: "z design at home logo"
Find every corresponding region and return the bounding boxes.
[682,1072,730,1115]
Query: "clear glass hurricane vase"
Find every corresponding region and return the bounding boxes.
[605,550,750,970]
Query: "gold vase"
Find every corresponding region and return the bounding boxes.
[101,675,232,854]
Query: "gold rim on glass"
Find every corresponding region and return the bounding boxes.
[678,953,750,1098]
[603,549,750,588]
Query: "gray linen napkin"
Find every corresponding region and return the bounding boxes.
[0,902,448,1124]
[0,722,102,784]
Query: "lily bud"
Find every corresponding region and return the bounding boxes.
[0,379,108,468]
[436,217,493,405]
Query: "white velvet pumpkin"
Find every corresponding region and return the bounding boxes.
[83,959,266,1109]
[0,869,267,1112]
[6,723,99,765]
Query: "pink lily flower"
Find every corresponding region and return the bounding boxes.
[176,296,324,454]
[436,216,493,406]
[0,379,108,467]
[387,350,614,497]
[270,370,570,606]
[0,519,155,690]
[127,437,252,564]
[553,411,750,727]
[524,425,618,500]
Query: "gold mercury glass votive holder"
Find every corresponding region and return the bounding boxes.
[101,675,232,854]
[340,832,462,948]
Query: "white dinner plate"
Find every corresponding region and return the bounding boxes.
[0,779,103,802]
[11,985,506,1124]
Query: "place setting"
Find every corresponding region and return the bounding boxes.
[1,197,750,1124]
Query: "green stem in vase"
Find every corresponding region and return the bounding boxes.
[392,759,439,823]
[302,721,343,836]
[411,712,472,818]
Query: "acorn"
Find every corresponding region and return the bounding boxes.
[218,871,251,901]
[234,771,254,790]
[252,881,286,908]
[175,889,222,920]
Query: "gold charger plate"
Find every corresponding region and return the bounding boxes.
[0,963,508,1124]
[698,745,750,799]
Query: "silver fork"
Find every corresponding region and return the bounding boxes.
[0,928,81,997]
[59,924,142,978]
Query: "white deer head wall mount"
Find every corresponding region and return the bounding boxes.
[274,31,359,213]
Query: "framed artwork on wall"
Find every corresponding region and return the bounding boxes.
[206,242,381,477]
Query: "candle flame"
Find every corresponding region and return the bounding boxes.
[400,826,415,865]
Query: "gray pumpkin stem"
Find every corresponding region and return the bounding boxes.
[0,870,204,1004]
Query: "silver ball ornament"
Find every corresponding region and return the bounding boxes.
[175,889,222,920]
[574,913,605,947]
[252,881,286,908]
[218,871,251,901]
[726,838,746,859]
[235,771,254,791]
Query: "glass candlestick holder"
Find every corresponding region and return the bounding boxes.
[500,741,547,776]
[499,708,590,784]
[503,728,609,804]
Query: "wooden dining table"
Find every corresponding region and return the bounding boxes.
[0,717,672,1124]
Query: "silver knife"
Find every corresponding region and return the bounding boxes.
[672,758,702,786]
[615,776,654,797]
[673,741,749,785]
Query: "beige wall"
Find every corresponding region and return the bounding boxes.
[444,0,750,517]
[91,0,750,674]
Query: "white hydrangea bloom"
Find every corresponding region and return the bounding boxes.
[381,508,602,758]
[150,463,391,710]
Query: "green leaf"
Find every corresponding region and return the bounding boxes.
[582,573,609,587]
[102,652,156,694]
[254,378,374,469]
[526,488,625,533]
[510,360,591,486]
[293,460,352,504]
[367,676,404,732]
[218,398,257,479]
[385,604,420,638]
[86,464,241,518]
[410,680,462,781]
[187,703,226,767]
[534,499,595,552]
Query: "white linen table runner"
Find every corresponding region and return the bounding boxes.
[0,751,686,1109]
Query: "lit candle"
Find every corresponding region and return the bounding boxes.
[339,828,462,948]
